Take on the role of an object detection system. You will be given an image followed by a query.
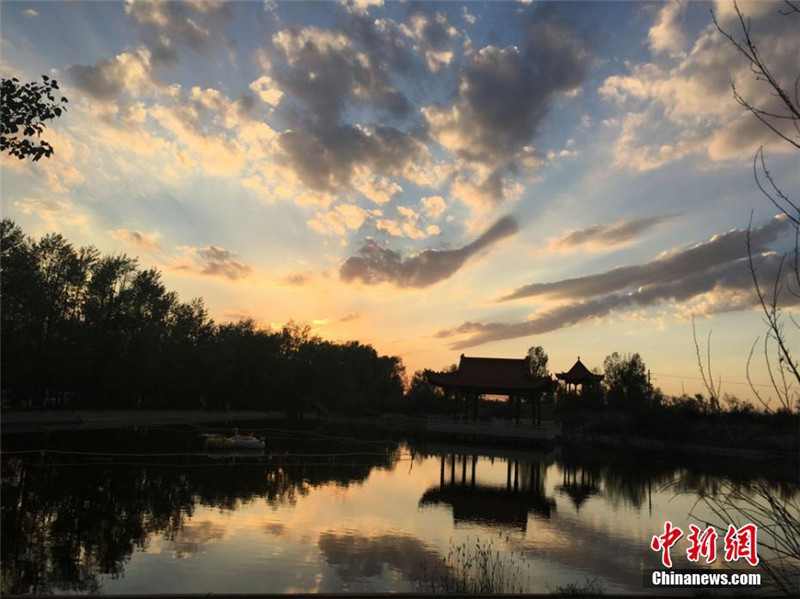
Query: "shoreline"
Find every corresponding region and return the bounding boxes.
[564,431,798,462]
[2,410,797,462]
[0,409,293,434]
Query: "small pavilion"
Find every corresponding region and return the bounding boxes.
[556,357,604,394]
[426,355,553,426]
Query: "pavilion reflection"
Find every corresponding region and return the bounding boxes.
[418,447,557,532]
[555,463,602,512]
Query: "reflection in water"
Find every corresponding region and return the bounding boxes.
[419,453,556,531]
[317,532,439,584]
[556,464,602,512]
[168,520,229,559]
[1,425,797,595]
[0,424,400,595]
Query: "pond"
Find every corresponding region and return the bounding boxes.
[1,421,797,595]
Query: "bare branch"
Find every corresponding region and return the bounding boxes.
[712,1,800,150]
[746,336,772,412]
[753,149,800,224]
[692,315,721,410]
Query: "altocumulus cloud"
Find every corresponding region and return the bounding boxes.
[424,5,592,210]
[340,215,518,288]
[438,215,795,349]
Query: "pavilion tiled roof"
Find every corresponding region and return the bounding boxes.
[556,358,604,383]
[426,355,552,393]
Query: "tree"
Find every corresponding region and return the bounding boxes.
[406,369,448,413]
[1,75,68,161]
[603,352,654,408]
[712,1,800,412]
[526,345,549,377]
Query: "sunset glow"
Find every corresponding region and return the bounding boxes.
[2,0,798,399]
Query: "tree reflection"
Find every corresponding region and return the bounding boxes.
[0,432,398,594]
[555,445,799,513]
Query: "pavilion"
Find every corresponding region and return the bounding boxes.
[426,355,554,426]
[556,357,604,394]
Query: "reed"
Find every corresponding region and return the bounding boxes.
[417,535,531,594]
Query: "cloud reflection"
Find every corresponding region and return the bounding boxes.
[317,531,440,583]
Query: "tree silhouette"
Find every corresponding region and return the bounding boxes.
[0,219,406,411]
[1,76,68,161]
[603,352,654,408]
[526,346,549,378]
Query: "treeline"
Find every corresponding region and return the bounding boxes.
[407,347,799,418]
[0,220,405,412]
[405,350,662,414]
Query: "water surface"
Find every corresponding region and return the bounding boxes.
[1,422,796,594]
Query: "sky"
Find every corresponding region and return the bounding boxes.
[1,0,798,401]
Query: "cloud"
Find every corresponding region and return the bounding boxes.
[399,7,459,73]
[374,205,438,240]
[276,122,427,195]
[109,228,162,253]
[355,174,402,205]
[275,270,330,287]
[23,8,39,18]
[196,246,253,279]
[712,0,775,23]
[223,309,255,322]
[283,272,311,286]
[548,215,677,252]
[68,47,159,100]
[173,245,255,280]
[418,8,591,215]
[13,196,90,230]
[648,0,689,58]
[338,312,361,322]
[339,215,518,287]
[450,172,527,229]
[249,75,283,107]
[438,215,796,349]
[425,14,588,155]
[144,85,270,176]
[439,251,795,350]
[601,4,799,170]
[421,195,446,220]
[270,24,411,121]
[307,204,369,236]
[502,215,791,302]
[124,0,230,52]
[339,0,384,16]
[462,7,477,26]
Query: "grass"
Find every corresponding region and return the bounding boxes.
[550,577,605,596]
[417,536,532,594]
[417,536,605,595]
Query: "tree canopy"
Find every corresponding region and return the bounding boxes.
[0,219,405,412]
[526,345,550,378]
[1,75,68,161]
[603,351,654,408]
